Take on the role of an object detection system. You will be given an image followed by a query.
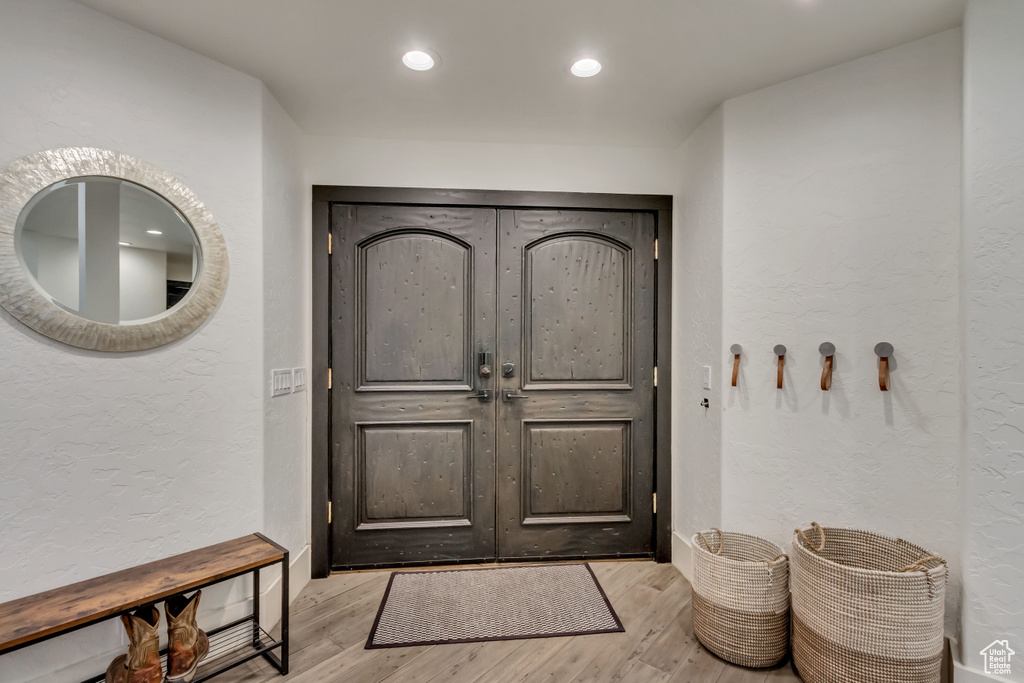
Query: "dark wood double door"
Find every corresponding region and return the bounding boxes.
[330,204,655,568]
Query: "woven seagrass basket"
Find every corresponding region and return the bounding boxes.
[791,523,947,683]
[690,529,790,668]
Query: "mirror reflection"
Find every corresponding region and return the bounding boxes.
[15,177,201,324]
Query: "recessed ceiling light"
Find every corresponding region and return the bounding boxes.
[147,230,163,235]
[119,241,131,246]
[402,50,436,71]
[571,58,602,78]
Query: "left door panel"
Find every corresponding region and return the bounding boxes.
[330,205,497,568]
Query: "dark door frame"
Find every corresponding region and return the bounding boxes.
[311,186,673,578]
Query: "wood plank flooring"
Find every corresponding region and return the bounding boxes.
[216,561,803,683]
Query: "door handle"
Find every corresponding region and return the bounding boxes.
[502,390,529,402]
[467,389,492,403]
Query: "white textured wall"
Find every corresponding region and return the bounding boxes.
[672,107,724,575]
[262,85,313,593]
[720,30,963,632]
[0,1,265,681]
[305,136,679,195]
[961,1,1024,678]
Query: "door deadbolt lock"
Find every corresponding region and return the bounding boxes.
[479,352,493,378]
[501,362,515,378]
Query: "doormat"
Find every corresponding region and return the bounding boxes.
[365,563,624,648]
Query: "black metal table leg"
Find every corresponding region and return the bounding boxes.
[253,567,261,648]
[280,551,289,674]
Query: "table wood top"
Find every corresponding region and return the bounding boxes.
[0,534,284,653]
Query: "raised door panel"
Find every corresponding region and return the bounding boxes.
[357,422,472,529]
[523,420,631,523]
[525,236,631,388]
[360,233,472,389]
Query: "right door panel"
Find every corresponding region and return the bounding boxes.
[497,210,656,559]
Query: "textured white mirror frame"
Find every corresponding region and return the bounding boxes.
[0,147,228,352]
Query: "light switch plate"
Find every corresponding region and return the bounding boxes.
[272,369,293,397]
[702,365,712,390]
[293,367,307,392]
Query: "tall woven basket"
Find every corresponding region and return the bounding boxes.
[791,523,947,683]
[690,529,790,668]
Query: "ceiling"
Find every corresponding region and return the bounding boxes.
[72,0,965,147]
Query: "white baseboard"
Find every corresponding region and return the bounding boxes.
[954,657,1008,682]
[258,543,312,631]
[671,530,693,582]
[8,544,312,683]
[947,635,1014,682]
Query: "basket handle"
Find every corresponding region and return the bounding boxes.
[759,553,788,565]
[898,555,946,573]
[795,522,826,552]
[899,555,948,601]
[697,528,724,555]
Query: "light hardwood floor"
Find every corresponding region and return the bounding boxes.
[217,561,803,683]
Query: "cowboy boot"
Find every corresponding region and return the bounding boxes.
[165,591,209,683]
[105,604,162,683]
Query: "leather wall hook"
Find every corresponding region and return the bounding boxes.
[874,342,893,391]
[819,342,835,391]
[730,344,742,387]
[774,344,786,389]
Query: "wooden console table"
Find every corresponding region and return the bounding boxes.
[0,533,289,682]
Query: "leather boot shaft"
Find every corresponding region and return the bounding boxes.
[105,605,162,683]
[165,590,209,682]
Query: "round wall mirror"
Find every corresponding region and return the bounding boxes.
[0,148,228,351]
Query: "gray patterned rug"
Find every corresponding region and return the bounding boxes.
[365,563,624,648]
